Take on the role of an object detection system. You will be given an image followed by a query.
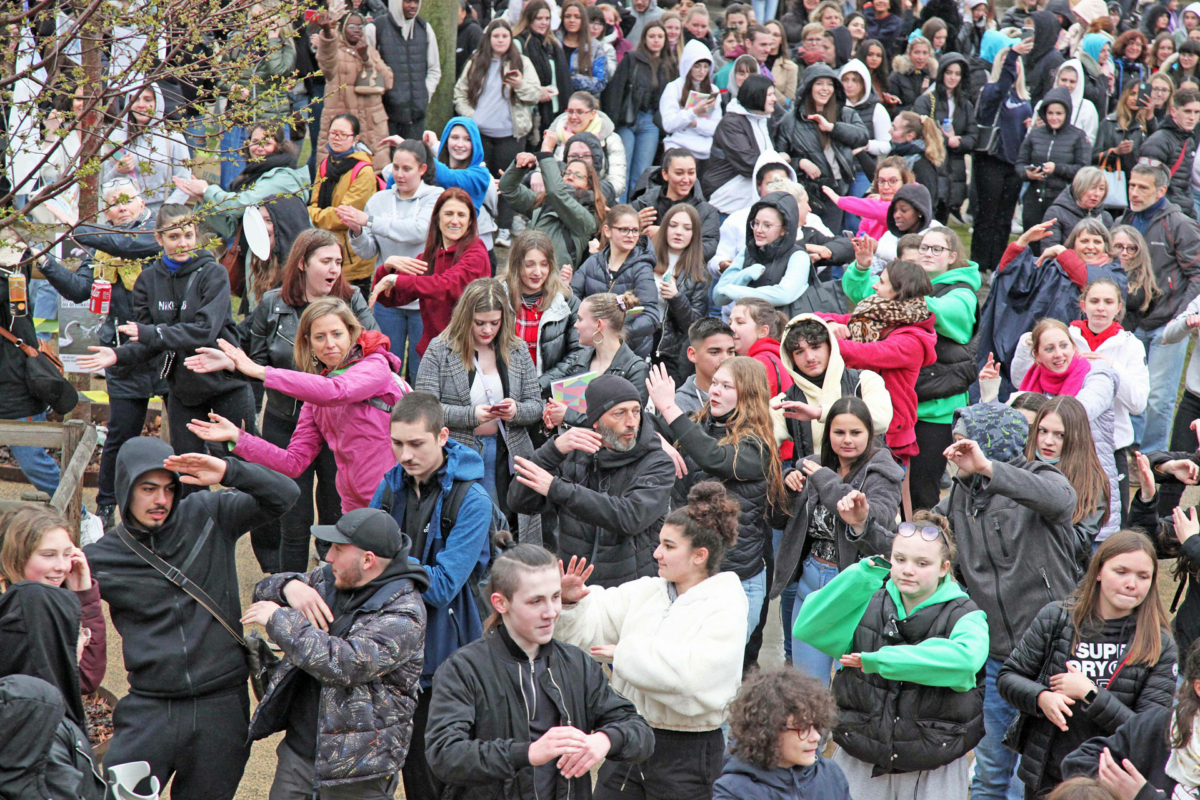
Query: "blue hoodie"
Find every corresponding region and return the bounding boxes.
[432,116,491,211]
[713,755,851,800]
[369,438,492,686]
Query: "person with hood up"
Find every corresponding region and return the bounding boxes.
[838,58,893,206]
[849,182,934,273]
[660,40,723,167]
[603,20,674,204]
[84,436,301,800]
[1139,85,1200,216]
[594,5,631,65]
[971,39,1035,274]
[508,374,676,589]
[913,53,978,221]
[823,156,910,244]
[1077,32,1113,115]
[934,402,1079,800]
[1042,167,1117,248]
[362,0,440,141]
[186,295,408,514]
[242,507,428,799]
[456,0,484,77]
[703,75,781,216]
[1017,85,1093,235]
[76,205,258,463]
[1026,10,1070,107]
[1039,59,1101,145]
[1178,0,1200,44]
[631,147,721,261]
[774,64,870,233]
[714,192,815,318]
[818,259,938,469]
[887,36,937,113]
[101,83,193,213]
[314,10,393,172]
[546,92,628,200]
[959,0,997,59]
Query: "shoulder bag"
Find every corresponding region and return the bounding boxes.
[0,324,79,415]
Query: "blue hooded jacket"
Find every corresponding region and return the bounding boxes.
[432,116,491,211]
[713,755,851,800]
[369,438,492,686]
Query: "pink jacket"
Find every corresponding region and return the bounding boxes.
[233,349,408,511]
[836,195,889,240]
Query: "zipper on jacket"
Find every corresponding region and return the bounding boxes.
[1040,568,1054,603]
[977,510,1017,647]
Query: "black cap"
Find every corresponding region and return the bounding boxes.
[311,508,402,558]
[584,374,641,427]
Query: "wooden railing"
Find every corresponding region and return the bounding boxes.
[0,419,99,532]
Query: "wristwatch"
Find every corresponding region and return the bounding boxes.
[364,214,374,230]
[1082,687,1098,706]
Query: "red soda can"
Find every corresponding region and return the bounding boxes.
[90,280,112,315]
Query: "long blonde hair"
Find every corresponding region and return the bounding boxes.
[989,47,1029,100]
[293,296,364,375]
[895,110,946,168]
[440,278,519,369]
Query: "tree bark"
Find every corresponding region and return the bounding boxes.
[424,0,456,134]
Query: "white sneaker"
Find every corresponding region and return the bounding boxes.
[496,228,512,247]
[80,510,105,546]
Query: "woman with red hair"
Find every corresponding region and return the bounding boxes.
[370,187,490,355]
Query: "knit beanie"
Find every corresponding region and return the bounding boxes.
[585,375,641,427]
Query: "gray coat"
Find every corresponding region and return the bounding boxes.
[935,459,1079,660]
[1118,199,1200,330]
[771,448,904,599]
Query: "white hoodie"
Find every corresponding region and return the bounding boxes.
[100,84,193,212]
[660,40,723,159]
[839,59,893,158]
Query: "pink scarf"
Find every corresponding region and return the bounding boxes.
[1019,353,1091,396]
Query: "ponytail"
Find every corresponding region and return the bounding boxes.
[918,115,946,167]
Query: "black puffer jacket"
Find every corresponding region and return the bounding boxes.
[0,675,106,800]
[248,287,379,423]
[1138,115,1197,216]
[774,63,870,203]
[601,49,672,128]
[1093,112,1150,180]
[1015,87,1093,209]
[1042,186,1116,248]
[912,54,978,214]
[666,414,770,581]
[572,237,661,359]
[521,290,582,395]
[1024,11,1067,106]
[541,343,650,429]
[0,255,48,420]
[1060,705,1177,798]
[997,601,1178,791]
[508,421,676,589]
[887,54,936,112]
[656,269,710,383]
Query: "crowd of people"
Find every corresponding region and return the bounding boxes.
[13,0,1200,798]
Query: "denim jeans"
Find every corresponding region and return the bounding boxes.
[12,412,61,497]
[843,170,872,232]
[790,555,840,686]
[31,279,58,342]
[617,112,660,204]
[479,434,499,506]
[1134,323,1190,452]
[741,569,767,644]
[220,125,249,190]
[752,0,779,21]
[970,656,1024,800]
[373,304,422,381]
[772,528,797,662]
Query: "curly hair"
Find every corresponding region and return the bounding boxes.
[728,668,838,770]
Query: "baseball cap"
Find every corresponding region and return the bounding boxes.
[312,508,402,558]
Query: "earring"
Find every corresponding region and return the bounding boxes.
[592,331,604,346]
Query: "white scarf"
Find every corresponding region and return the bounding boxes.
[1167,716,1200,791]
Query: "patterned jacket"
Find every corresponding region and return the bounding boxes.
[248,563,427,788]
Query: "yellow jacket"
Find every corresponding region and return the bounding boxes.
[309,150,379,282]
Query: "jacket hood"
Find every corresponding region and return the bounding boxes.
[952,402,1030,463]
[1073,0,1108,24]
[342,330,406,376]
[1038,85,1075,125]
[632,0,659,15]
[719,754,843,792]
[114,436,182,534]
[753,150,798,184]
[937,52,970,86]
[388,0,420,28]
[438,116,485,169]
[564,131,607,174]
[1054,59,1086,124]
[798,62,846,109]
[781,314,848,402]
[0,582,85,729]
[1044,0,1072,21]
[1185,1,1200,22]
[891,53,935,76]
[678,39,714,80]
[980,29,1020,63]
[1031,10,1063,60]
[830,25,854,65]
[887,183,933,237]
[744,192,801,265]
[0,675,67,786]
[884,570,970,619]
[931,262,983,291]
[122,81,168,138]
[1080,33,1110,66]
[838,59,876,107]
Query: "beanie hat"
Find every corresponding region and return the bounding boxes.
[585,374,641,427]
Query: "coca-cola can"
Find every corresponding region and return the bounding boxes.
[90,280,112,315]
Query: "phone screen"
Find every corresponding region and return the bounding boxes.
[1021,28,1035,40]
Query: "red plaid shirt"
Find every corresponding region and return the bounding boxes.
[516,299,543,366]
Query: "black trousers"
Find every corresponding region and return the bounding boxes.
[388,117,427,143]
[401,686,441,800]
[1022,187,1055,247]
[1157,388,1200,517]
[102,686,251,800]
[97,396,150,507]
[910,420,954,512]
[250,410,342,574]
[970,153,1024,273]
[594,727,725,800]
[167,384,259,497]
[480,133,524,230]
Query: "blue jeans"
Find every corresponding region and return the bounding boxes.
[970,656,1024,800]
[374,304,422,382]
[31,279,59,342]
[752,0,779,21]
[12,412,61,497]
[617,112,659,204]
[1134,323,1190,452]
[843,170,871,233]
[479,434,499,506]
[772,528,797,662]
[790,555,840,686]
[741,569,767,644]
[219,125,249,190]
[1194,187,1200,221]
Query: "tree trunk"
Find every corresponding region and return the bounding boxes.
[76,0,104,222]
[424,1,456,134]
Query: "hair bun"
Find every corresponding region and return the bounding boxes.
[686,481,741,546]
[491,527,517,552]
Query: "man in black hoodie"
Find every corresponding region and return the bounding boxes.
[1024,10,1067,107]
[85,436,300,800]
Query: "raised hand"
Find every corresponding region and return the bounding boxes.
[1160,458,1200,485]
[185,412,241,444]
[558,555,594,604]
[979,351,1000,383]
[1097,747,1147,800]
[1174,505,1199,544]
[65,547,92,592]
[554,426,604,455]
[216,339,266,380]
[370,274,397,307]
[1016,219,1056,248]
[513,456,555,496]
[773,399,822,421]
[943,439,992,477]
[283,580,334,631]
[184,346,237,374]
[836,490,870,530]
[515,152,538,169]
[164,453,229,486]
[1133,451,1156,501]
[77,346,118,372]
[645,363,678,419]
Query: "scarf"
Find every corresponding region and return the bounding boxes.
[1131,194,1167,236]
[1070,319,1122,351]
[229,150,297,192]
[1019,352,1091,396]
[1167,716,1200,790]
[317,146,359,209]
[847,294,931,343]
[555,115,603,145]
[162,254,189,273]
[93,250,142,291]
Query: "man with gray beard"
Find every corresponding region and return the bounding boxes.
[508,375,676,589]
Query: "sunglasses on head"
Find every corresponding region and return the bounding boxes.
[897,521,942,542]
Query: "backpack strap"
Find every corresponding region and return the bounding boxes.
[440,479,473,537]
[379,482,393,515]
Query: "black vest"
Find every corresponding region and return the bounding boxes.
[832,587,985,775]
[915,280,979,402]
[372,9,429,124]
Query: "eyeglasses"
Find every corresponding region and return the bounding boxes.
[786,725,816,738]
[1114,243,1140,253]
[918,244,949,255]
[609,226,640,237]
[566,108,593,117]
[897,521,942,542]
[1152,86,1172,96]
[876,176,901,187]
[751,220,781,232]
[328,129,355,140]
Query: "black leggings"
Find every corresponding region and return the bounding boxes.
[97,396,150,507]
[480,133,524,229]
[910,420,954,512]
[970,153,1024,273]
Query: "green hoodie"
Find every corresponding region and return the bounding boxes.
[843,262,982,424]
[792,557,989,693]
